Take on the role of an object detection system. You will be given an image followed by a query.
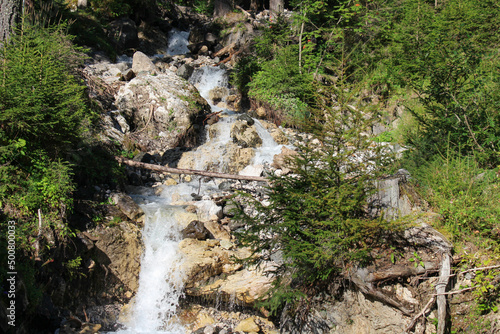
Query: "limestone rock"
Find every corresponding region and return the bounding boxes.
[177,63,195,80]
[110,193,145,222]
[208,86,229,105]
[272,146,298,171]
[131,51,157,75]
[269,128,288,145]
[193,200,223,221]
[255,106,267,118]
[235,317,260,333]
[239,165,264,177]
[231,120,262,148]
[115,70,209,151]
[182,220,213,240]
[94,222,143,294]
[179,239,251,293]
[204,220,231,241]
[197,264,275,305]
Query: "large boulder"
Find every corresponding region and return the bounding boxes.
[179,239,274,306]
[110,192,145,223]
[115,70,209,152]
[93,222,144,296]
[131,51,157,75]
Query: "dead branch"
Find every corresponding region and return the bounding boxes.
[436,253,451,334]
[216,50,242,66]
[115,156,268,182]
[405,296,436,333]
[235,5,252,18]
[214,43,236,58]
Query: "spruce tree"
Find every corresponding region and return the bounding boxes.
[234,53,395,315]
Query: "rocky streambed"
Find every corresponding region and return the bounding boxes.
[51,23,499,334]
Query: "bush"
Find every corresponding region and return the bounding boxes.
[234,64,396,316]
[411,152,500,238]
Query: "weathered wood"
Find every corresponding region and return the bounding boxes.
[405,296,436,333]
[214,42,236,57]
[115,156,268,182]
[436,253,451,334]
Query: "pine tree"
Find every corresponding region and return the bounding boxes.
[234,51,395,315]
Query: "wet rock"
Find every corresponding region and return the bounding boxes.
[237,113,254,125]
[110,193,145,222]
[177,63,194,80]
[182,220,213,240]
[235,317,260,333]
[193,200,223,221]
[231,120,262,148]
[208,86,229,105]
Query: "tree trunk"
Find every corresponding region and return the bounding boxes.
[269,0,284,17]
[213,0,233,18]
[0,0,21,43]
[115,156,269,182]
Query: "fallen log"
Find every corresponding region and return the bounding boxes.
[115,156,268,182]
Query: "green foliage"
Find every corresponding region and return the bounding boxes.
[0,19,92,232]
[90,0,132,18]
[0,21,91,154]
[247,45,314,126]
[410,152,500,238]
[234,60,396,314]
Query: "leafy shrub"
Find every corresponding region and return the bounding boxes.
[234,65,396,315]
[411,152,500,238]
[0,21,91,155]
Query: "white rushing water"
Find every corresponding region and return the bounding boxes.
[116,29,286,333]
[119,200,186,334]
[166,28,190,56]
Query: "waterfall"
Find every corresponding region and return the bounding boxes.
[166,28,190,56]
[118,201,186,334]
[115,31,287,333]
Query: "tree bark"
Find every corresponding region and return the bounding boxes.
[213,0,233,18]
[0,0,21,43]
[115,156,268,182]
[269,0,284,17]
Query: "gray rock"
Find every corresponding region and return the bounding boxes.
[110,193,145,222]
[231,120,262,148]
[131,51,157,75]
[120,69,135,82]
[182,220,213,240]
[223,202,239,217]
[177,63,194,80]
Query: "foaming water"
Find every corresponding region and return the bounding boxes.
[253,119,286,165]
[117,199,186,334]
[189,66,229,111]
[166,28,190,56]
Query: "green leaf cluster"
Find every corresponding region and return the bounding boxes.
[234,60,396,314]
[0,20,91,231]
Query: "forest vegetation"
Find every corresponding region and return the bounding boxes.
[0,0,499,332]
